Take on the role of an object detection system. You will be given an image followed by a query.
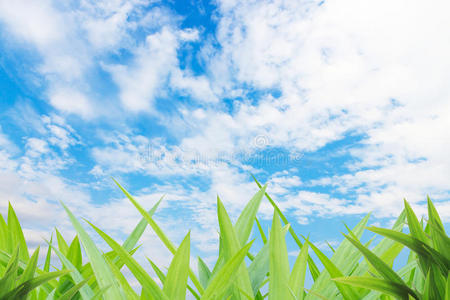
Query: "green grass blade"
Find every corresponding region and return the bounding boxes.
[44,235,53,272]
[252,175,320,281]
[113,179,204,295]
[289,238,309,300]
[404,200,428,243]
[217,196,254,299]
[333,276,419,300]
[269,210,291,300]
[3,270,70,299]
[163,232,191,300]
[104,254,139,300]
[234,185,267,246]
[49,242,95,299]
[61,202,125,300]
[0,214,8,253]
[58,277,90,300]
[255,218,267,244]
[201,241,253,300]
[67,236,83,270]
[307,240,359,299]
[18,246,39,286]
[55,228,70,256]
[87,221,169,300]
[0,246,20,297]
[198,257,212,289]
[122,197,162,252]
[7,203,29,261]
[248,242,269,295]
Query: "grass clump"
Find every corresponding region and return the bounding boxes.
[0,177,448,299]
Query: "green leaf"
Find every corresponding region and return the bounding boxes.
[269,210,291,300]
[201,241,254,300]
[289,239,309,300]
[163,232,191,300]
[234,185,267,246]
[61,202,125,300]
[333,276,419,300]
[0,247,20,297]
[255,218,267,244]
[58,277,91,300]
[3,270,70,299]
[113,179,204,295]
[67,236,83,270]
[18,246,40,286]
[49,242,95,299]
[307,240,359,299]
[87,221,169,300]
[55,228,70,256]
[7,203,29,261]
[252,175,320,281]
[198,257,212,289]
[248,242,269,295]
[44,235,53,272]
[217,196,254,299]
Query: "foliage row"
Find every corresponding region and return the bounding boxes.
[0,177,449,299]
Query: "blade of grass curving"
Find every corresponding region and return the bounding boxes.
[45,289,56,300]
[343,233,419,299]
[368,226,450,275]
[61,202,125,300]
[201,241,253,300]
[122,197,162,252]
[217,196,254,299]
[252,175,320,281]
[104,254,139,300]
[48,242,95,299]
[58,277,90,300]
[426,197,450,261]
[269,210,291,300]
[307,240,360,299]
[198,257,212,289]
[87,221,169,300]
[113,179,204,295]
[289,238,309,300]
[7,203,29,261]
[255,218,267,244]
[234,185,267,246]
[307,214,370,299]
[333,277,419,300]
[163,232,191,300]
[404,200,428,243]
[17,246,39,287]
[3,270,70,299]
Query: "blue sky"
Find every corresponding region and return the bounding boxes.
[0,0,449,279]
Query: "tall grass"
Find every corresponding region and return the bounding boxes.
[0,177,448,299]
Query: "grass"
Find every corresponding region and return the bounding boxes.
[0,177,449,299]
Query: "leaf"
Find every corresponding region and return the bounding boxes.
[333,276,419,300]
[67,236,83,270]
[234,185,267,246]
[58,277,91,300]
[289,239,309,300]
[55,228,70,256]
[163,232,191,300]
[7,203,29,261]
[198,257,212,289]
[61,202,125,300]
[18,247,40,286]
[255,218,267,244]
[49,242,95,299]
[269,210,291,300]
[307,240,359,299]
[87,221,169,300]
[248,242,269,295]
[217,196,254,299]
[113,179,204,295]
[252,175,320,281]
[201,241,254,300]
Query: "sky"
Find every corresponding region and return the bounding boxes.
[0,0,450,281]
